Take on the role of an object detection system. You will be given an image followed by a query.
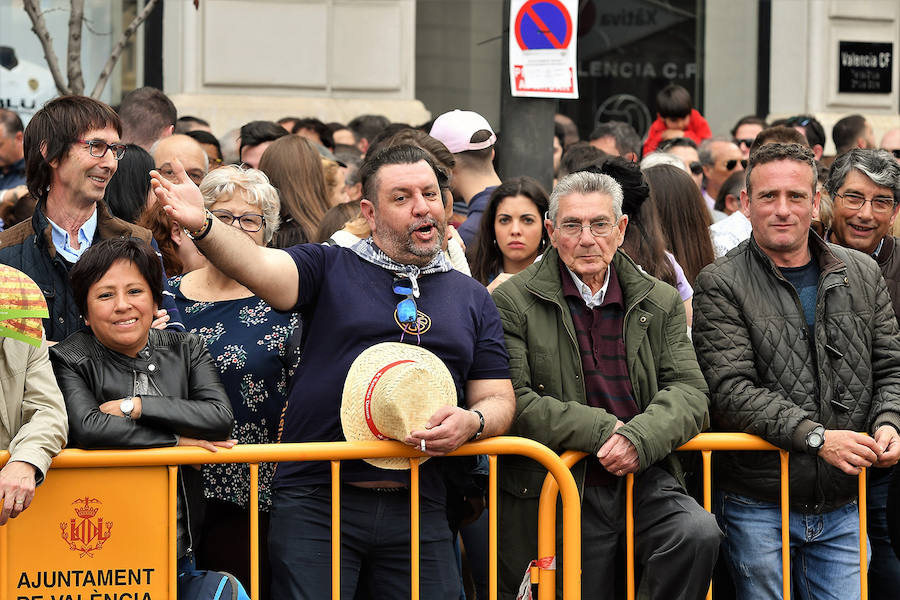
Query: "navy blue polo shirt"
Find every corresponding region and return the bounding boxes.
[273,243,510,490]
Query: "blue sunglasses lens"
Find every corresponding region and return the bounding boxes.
[393,283,413,295]
[397,298,417,323]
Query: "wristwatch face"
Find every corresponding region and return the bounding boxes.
[807,428,824,449]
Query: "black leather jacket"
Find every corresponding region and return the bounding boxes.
[49,328,233,449]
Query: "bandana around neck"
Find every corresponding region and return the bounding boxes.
[350,237,452,280]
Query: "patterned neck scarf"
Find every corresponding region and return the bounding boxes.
[350,237,452,288]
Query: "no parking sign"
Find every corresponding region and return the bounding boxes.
[510,0,579,99]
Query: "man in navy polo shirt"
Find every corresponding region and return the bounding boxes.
[152,144,515,599]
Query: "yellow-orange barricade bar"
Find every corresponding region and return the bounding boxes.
[536,432,869,600]
[1,435,582,600]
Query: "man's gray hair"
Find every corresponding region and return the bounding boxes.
[745,143,816,198]
[698,136,733,166]
[199,165,282,244]
[825,148,900,202]
[641,152,688,173]
[589,121,641,157]
[548,171,624,223]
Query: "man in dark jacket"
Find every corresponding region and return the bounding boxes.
[492,170,720,600]
[0,95,182,342]
[693,143,900,600]
[824,148,900,597]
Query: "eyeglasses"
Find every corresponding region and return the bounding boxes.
[77,139,126,160]
[557,220,617,238]
[393,275,421,344]
[689,161,704,175]
[835,192,896,214]
[734,138,754,149]
[211,209,265,232]
[788,117,811,127]
[725,159,748,171]
[889,149,900,159]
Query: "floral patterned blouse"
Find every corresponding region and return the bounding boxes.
[170,275,302,510]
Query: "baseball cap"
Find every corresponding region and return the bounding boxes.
[429,110,497,154]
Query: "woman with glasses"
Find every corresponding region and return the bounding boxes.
[168,165,302,596]
[469,177,550,293]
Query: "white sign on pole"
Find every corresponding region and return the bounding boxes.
[509,0,579,99]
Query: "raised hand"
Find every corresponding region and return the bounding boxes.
[150,157,207,232]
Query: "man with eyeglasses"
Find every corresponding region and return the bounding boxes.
[152,134,209,187]
[151,143,515,599]
[693,143,900,600]
[824,148,900,597]
[491,170,720,600]
[699,137,745,215]
[0,95,183,342]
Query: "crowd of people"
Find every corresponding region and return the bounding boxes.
[1,82,900,600]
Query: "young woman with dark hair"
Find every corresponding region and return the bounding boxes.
[644,164,715,285]
[103,143,154,223]
[258,135,331,248]
[469,176,550,292]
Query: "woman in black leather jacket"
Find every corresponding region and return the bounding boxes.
[49,237,234,572]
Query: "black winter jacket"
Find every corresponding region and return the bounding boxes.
[49,328,233,449]
[693,232,900,513]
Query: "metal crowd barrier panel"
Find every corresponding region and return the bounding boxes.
[0,436,582,600]
[534,432,869,600]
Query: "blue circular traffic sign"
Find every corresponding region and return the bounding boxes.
[515,0,573,50]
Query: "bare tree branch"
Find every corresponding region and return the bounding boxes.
[90,0,160,99]
[67,0,85,95]
[22,0,70,96]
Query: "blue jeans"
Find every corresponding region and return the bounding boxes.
[269,484,460,600]
[715,490,867,600]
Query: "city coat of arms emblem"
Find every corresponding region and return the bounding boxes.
[60,496,113,557]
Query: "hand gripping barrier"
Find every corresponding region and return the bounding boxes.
[0,436,582,600]
[534,432,869,600]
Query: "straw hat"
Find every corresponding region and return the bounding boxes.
[341,342,456,469]
[0,265,48,348]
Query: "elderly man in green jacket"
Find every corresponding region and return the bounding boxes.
[492,168,720,600]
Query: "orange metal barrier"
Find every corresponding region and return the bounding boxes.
[535,432,869,600]
[0,436,581,600]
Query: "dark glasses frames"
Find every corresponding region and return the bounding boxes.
[725,159,748,171]
[890,149,900,159]
[78,139,127,160]
[689,161,704,175]
[734,138,754,148]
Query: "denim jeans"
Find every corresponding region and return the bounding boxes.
[715,490,867,600]
[269,484,460,600]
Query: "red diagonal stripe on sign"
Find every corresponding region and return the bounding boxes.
[526,5,563,49]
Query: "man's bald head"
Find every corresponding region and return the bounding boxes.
[152,134,208,186]
[881,128,900,164]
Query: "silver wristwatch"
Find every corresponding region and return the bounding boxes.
[121,397,135,419]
